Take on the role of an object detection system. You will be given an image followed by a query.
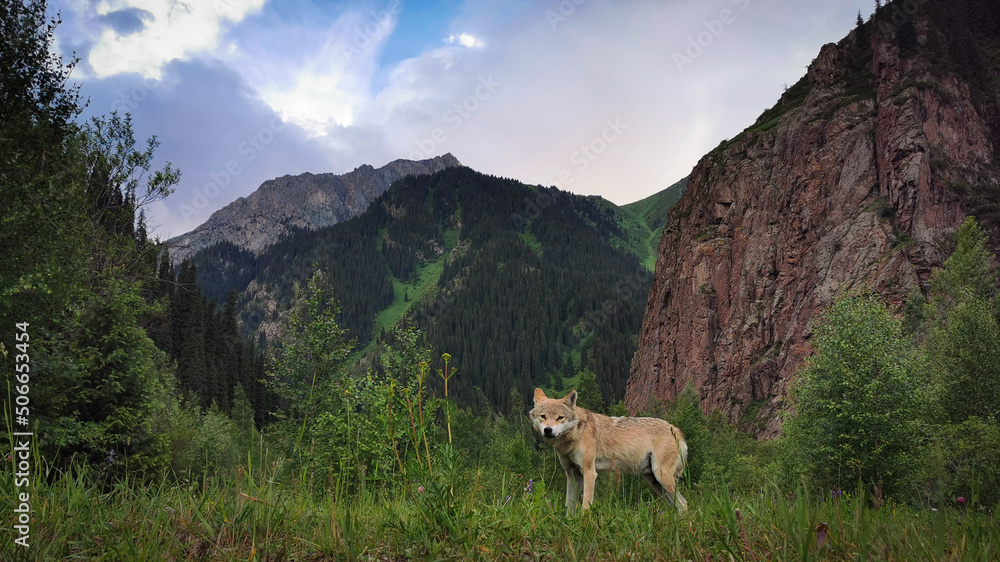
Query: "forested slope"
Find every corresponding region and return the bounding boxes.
[191,167,661,412]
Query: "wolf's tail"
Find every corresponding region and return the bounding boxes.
[673,433,690,511]
[675,433,688,479]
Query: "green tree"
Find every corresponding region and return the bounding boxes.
[928,297,1000,423]
[924,217,1000,423]
[33,278,175,473]
[270,268,355,422]
[929,217,996,313]
[855,10,870,49]
[783,294,928,496]
[1,0,182,475]
[573,368,604,412]
[1,0,87,332]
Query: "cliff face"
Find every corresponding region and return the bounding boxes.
[626,4,1000,436]
[167,154,461,262]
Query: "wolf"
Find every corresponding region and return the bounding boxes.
[529,388,688,513]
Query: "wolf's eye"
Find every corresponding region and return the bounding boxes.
[557,416,564,421]
[540,415,546,420]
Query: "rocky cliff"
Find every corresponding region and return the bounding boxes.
[626,0,1000,437]
[167,154,461,262]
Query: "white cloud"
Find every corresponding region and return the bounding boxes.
[445,32,483,48]
[86,0,267,79]
[221,3,401,136]
[62,0,881,238]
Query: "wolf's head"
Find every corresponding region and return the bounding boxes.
[529,388,580,439]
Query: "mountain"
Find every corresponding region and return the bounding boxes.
[190,166,671,414]
[166,154,462,263]
[626,0,1000,436]
[622,177,688,269]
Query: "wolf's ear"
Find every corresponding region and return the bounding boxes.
[533,388,547,404]
[564,389,578,408]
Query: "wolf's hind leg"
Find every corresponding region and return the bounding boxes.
[650,453,687,512]
[643,473,664,496]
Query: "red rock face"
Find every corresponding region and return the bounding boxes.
[626,27,997,437]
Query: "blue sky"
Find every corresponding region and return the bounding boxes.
[52,0,872,238]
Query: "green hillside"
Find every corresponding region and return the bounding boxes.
[191,167,655,413]
[621,177,688,269]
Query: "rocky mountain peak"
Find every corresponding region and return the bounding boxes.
[166,154,461,263]
[626,2,1000,437]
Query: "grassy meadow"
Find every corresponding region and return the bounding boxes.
[4,415,999,561]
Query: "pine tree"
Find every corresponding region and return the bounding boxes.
[1,0,180,474]
[176,262,208,399]
[855,10,870,49]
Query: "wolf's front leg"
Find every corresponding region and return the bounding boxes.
[559,456,583,513]
[566,468,584,513]
[581,465,598,510]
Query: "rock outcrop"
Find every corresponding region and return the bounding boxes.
[167,154,461,262]
[626,3,1000,437]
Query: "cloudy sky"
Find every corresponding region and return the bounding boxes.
[53,0,872,238]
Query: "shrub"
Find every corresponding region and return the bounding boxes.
[666,384,709,483]
[783,294,929,497]
[922,417,1000,508]
[926,296,1000,423]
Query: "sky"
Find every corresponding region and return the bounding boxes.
[52,0,873,239]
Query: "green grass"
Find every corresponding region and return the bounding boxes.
[6,456,998,560]
[620,178,688,271]
[350,240,454,360]
[518,231,542,256]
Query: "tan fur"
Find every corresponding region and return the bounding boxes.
[529,387,688,513]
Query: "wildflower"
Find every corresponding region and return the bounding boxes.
[417,486,425,493]
[106,450,115,465]
[957,496,966,505]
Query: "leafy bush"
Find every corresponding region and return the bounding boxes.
[926,296,1000,423]
[186,404,240,476]
[922,417,1000,509]
[782,294,929,497]
[923,217,1000,424]
[663,386,780,492]
[700,412,781,493]
[665,384,708,483]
